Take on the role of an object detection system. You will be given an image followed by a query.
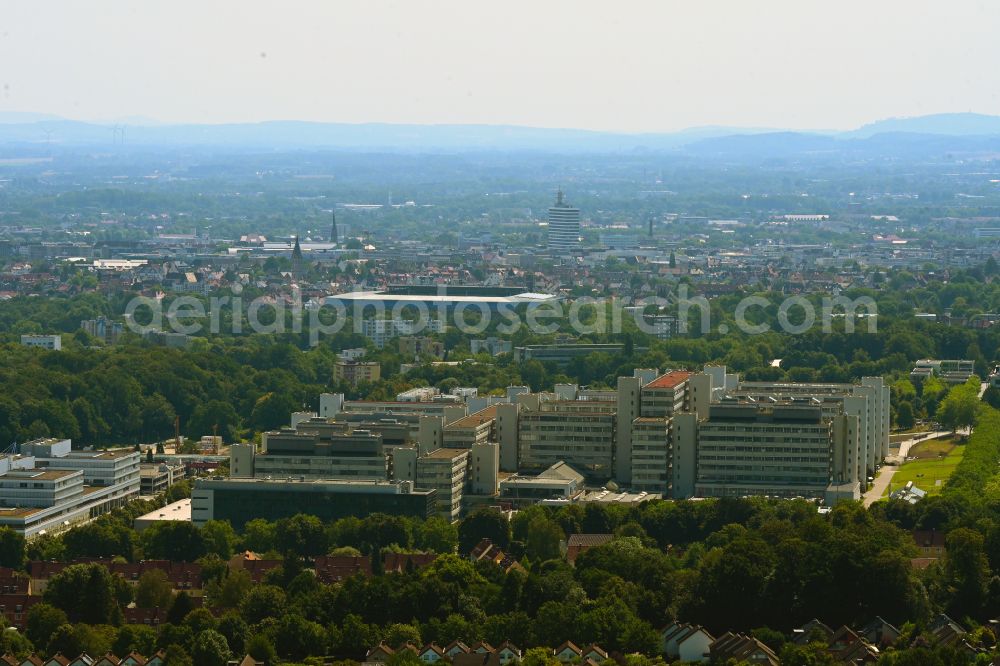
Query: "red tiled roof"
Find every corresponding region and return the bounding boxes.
[383,552,437,574]
[314,555,372,584]
[645,370,692,389]
[566,534,614,564]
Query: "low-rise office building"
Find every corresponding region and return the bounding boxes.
[191,477,437,528]
[910,359,976,385]
[500,461,585,507]
[133,498,192,532]
[22,439,140,492]
[0,439,141,537]
[255,427,388,480]
[139,461,186,495]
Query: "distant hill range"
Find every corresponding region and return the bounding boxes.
[2,112,1000,155]
[848,113,1000,137]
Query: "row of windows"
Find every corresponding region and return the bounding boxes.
[701,425,828,434]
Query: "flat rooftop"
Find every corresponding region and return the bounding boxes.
[134,498,191,524]
[423,447,470,460]
[4,469,79,481]
[0,506,42,518]
[328,291,559,305]
[45,449,137,460]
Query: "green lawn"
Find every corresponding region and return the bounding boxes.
[907,436,963,458]
[884,442,966,497]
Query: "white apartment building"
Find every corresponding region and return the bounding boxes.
[674,402,860,504]
[361,317,445,349]
[733,375,889,474]
[629,417,671,493]
[518,400,617,477]
[20,334,61,351]
[393,446,470,522]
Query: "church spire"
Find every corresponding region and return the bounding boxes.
[291,234,304,278]
[331,209,338,245]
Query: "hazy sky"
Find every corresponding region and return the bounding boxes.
[2,1,999,132]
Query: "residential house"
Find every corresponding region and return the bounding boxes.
[565,534,613,565]
[313,555,373,584]
[0,592,40,629]
[383,552,437,574]
[94,658,123,666]
[791,618,834,645]
[124,607,167,626]
[913,530,946,557]
[580,646,607,663]
[858,616,901,648]
[468,539,525,574]
[928,614,968,647]
[417,644,445,663]
[553,641,582,662]
[709,633,780,666]
[366,644,395,663]
[230,658,265,666]
[41,656,70,666]
[444,642,470,658]
[833,639,880,664]
[495,642,521,664]
[824,625,882,663]
[661,622,713,663]
[228,552,282,582]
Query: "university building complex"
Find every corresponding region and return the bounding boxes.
[193,365,889,524]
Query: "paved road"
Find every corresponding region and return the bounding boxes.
[864,465,897,507]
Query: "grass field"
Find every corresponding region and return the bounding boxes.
[884,439,966,497]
